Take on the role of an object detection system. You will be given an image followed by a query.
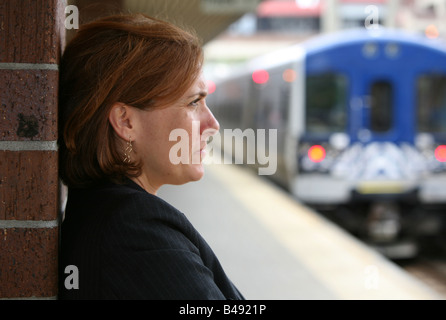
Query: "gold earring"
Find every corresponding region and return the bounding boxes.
[123,137,133,163]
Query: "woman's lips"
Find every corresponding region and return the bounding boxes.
[192,144,207,161]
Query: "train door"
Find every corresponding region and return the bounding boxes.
[352,74,405,143]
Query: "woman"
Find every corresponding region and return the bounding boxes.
[58,13,244,300]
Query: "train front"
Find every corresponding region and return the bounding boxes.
[294,29,446,258]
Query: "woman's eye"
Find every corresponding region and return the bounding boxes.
[189,98,201,107]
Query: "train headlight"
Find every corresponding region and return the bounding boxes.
[329,132,350,150]
[308,145,326,163]
[435,145,446,162]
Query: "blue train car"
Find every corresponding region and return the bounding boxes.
[207,28,446,258]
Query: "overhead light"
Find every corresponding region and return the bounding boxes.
[252,69,269,84]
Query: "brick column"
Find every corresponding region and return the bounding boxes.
[0,0,65,299]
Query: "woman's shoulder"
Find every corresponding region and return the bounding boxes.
[68,178,181,217]
[64,179,197,247]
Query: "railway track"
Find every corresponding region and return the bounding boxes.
[392,237,446,299]
[399,256,446,299]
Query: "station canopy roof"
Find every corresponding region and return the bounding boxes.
[72,0,262,44]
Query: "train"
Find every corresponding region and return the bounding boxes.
[206,28,446,258]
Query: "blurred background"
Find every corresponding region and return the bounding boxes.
[69,0,446,71]
[203,0,446,74]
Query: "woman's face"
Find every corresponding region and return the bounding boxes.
[131,75,219,194]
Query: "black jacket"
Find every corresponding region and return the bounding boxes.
[58,179,244,300]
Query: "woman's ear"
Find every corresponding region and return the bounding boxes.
[108,103,134,141]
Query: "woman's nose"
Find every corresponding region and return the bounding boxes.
[201,103,220,134]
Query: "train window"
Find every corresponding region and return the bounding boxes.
[417,74,446,135]
[370,81,393,132]
[306,73,348,134]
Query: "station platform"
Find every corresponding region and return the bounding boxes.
[158,162,441,300]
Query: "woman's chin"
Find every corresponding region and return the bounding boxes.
[171,163,205,185]
[188,163,205,182]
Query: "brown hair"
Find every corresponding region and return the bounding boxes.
[58,13,203,188]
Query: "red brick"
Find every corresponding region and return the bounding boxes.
[0,69,58,141]
[0,151,58,220]
[0,0,65,64]
[0,227,58,298]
